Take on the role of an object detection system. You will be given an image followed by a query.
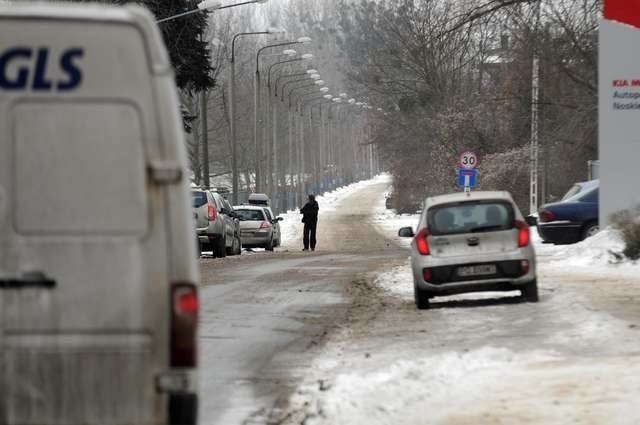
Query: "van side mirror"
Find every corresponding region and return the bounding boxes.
[398,227,414,237]
[275,217,283,222]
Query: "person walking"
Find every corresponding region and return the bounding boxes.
[300,194,319,251]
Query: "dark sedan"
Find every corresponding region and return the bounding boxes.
[537,185,599,244]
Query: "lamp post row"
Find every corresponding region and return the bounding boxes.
[156,0,385,205]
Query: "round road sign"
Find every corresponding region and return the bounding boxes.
[459,151,478,169]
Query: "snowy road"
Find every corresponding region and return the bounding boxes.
[199,176,640,424]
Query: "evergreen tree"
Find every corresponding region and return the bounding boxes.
[68,0,215,92]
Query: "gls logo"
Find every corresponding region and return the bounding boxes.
[0,47,84,91]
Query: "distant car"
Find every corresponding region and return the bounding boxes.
[525,179,599,226]
[217,195,242,256]
[234,206,282,251]
[192,189,241,257]
[399,191,537,309]
[537,184,599,244]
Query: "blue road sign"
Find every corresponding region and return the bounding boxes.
[456,168,477,188]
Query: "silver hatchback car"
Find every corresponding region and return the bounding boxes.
[399,191,537,309]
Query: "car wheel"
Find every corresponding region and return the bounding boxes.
[196,240,202,259]
[265,238,274,252]
[215,236,227,258]
[521,279,539,302]
[414,285,430,310]
[234,235,242,255]
[581,222,599,241]
[226,235,237,256]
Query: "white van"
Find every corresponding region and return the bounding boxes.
[0,4,199,425]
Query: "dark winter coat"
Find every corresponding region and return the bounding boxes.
[300,200,319,224]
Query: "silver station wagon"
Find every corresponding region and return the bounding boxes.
[399,191,537,309]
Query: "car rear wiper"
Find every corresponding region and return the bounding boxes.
[0,271,56,289]
[469,225,505,233]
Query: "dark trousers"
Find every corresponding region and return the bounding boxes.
[303,221,317,250]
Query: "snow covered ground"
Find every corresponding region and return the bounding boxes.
[278,175,392,249]
[276,176,640,425]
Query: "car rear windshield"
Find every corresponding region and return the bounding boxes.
[192,191,207,208]
[235,209,265,221]
[428,201,515,235]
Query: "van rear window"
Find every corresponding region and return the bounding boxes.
[13,102,148,235]
[428,201,514,235]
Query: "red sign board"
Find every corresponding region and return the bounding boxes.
[604,0,640,30]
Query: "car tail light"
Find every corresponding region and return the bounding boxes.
[520,260,530,274]
[414,228,430,256]
[538,209,555,223]
[207,203,216,221]
[515,220,530,248]
[259,221,272,230]
[422,268,432,282]
[170,282,198,368]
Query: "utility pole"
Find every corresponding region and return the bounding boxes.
[529,0,542,215]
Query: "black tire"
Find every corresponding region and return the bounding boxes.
[234,236,242,255]
[414,285,430,310]
[521,279,539,302]
[196,240,202,259]
[226,235,238,256]
[215,235,227,258]
[581,221,599,241]
[265,238,274,252]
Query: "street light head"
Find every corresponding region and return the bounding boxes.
[315,80,325,85]
[282,49,297,56]
[339,93,348,98]
[323,94,333,99]
[268,26,286,34]
[197,0,222,10]
[297,36,312,43]
[301,53,313,60]
[348,98,356,104]
[320,86,329,92]
[255,0,270,3]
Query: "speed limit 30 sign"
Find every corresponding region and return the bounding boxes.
[459,151,478,169]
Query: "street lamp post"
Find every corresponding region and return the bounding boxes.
[230,31,275,204]
[254,37,311,192]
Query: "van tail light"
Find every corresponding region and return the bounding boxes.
[414,228,430,255]
[207,204,216,221]
[538,209,555,223]
[515,220,530,248]
[259,221,272,230]
[170,282,198,368]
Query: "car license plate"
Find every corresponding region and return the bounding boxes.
[457,264,496,277]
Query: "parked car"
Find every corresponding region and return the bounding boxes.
[192,189,241,257]
[0,4,199,424]
[245,193,282,246]
[537,184,599,244]
[234,205,282,251]
[526,179,599,226]
[217,195,242,256]
[399,191,537,309]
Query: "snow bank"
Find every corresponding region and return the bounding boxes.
[288,347,570,425]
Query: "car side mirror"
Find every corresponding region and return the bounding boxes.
[275,217,283,222]
[398,227,414,237]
